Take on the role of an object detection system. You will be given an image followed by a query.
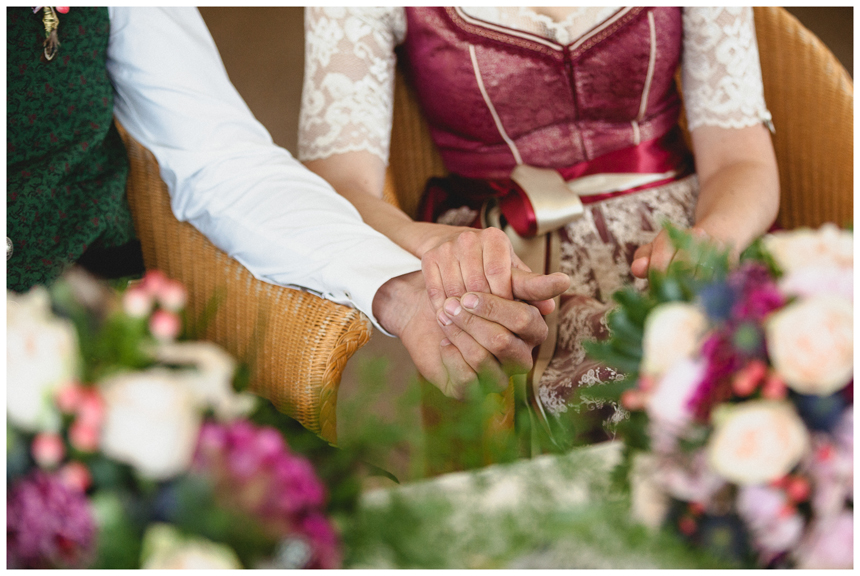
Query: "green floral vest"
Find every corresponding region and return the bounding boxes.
[7,7,134,292]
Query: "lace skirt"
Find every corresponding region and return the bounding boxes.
[536,174,700,443]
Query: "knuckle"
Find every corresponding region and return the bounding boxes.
[426,287,445,302]
[456,230,479,248]
[482,226,507,244]
[490,330,516,356]
[514,307,535,332]
[465,275,487,292]
[443,280,465,297]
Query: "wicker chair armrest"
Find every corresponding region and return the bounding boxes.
[116,122,371,445]
[754,7,853,229]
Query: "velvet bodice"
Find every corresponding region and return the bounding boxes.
[399,7,684,179]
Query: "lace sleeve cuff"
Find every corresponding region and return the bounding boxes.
[681,7,773,133]
[298,7,406,164]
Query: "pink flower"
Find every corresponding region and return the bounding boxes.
[58,462,92,493]
[69,419,100,453]
[157,279,188,312]
[31,432,65,468]
[794,512,853,569]
[140,269,168,295]
[653,451,725,504]
[737,485,805,557]
[122,286,153,318]
[780,266,853,302]
[76,388,105,428]
[149,310,182,341]
[645,358,706,429]
[54,382,85,414]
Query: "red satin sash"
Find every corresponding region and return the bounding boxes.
[419,126,693,237]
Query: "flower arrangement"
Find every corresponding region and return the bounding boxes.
[6,270,341,569]
[585,223,853,568]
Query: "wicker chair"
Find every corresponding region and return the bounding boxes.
[117,124,371,446]
[383,7,854,446]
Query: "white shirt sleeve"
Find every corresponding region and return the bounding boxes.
[106,7,420,333]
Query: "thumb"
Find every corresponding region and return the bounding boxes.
[631,243,653,279]
[511,268,570,302]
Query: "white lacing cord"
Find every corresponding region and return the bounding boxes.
[631,11,657,146]
[469,44,523,165]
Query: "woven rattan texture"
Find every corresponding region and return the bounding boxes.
[754,7,853,229]
[117,124,371,445]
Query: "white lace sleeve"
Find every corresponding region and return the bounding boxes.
[298,7,406,165]
[681,7,773,132]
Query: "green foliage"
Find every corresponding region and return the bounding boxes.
[49,279,156,383]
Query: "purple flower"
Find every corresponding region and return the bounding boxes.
[192,420,341,568]
[300,513,342,569]
[729,263,786,322]
[7,471,96,569]
[688,331,743,421]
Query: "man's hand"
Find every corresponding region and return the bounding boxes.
[373,269,569,399]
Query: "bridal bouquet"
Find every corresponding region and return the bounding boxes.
[6,270,340,569]
[586,224,853,569]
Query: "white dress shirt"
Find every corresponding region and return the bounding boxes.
[106,7,421,332]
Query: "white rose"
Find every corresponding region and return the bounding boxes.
[766,295,853,396]
[641,302,708,377]
[99,369,202,480]
[706,400,809,485]
[141,523,242,569]
[763,224,852,275]
[153,341,256,420]
[7,287,79,432]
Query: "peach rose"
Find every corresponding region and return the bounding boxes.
[641,302,708,377]
[706,400,809,485]
[765,295,853,396]
[762,224,852,275]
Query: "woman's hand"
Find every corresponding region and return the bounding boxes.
[631,226,713,278]
[633,123,779,279]
[419,226,563,316]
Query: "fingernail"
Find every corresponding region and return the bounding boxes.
[437,310,452,326]
[461,293,478,310]
[440,338,451,346]
[444,299,462,317]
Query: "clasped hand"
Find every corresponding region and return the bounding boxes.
[380,227,569,399]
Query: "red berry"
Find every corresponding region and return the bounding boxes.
[679,516,697,536]
[785,476,811,502]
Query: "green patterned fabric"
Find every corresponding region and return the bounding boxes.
[7,7,134,292]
